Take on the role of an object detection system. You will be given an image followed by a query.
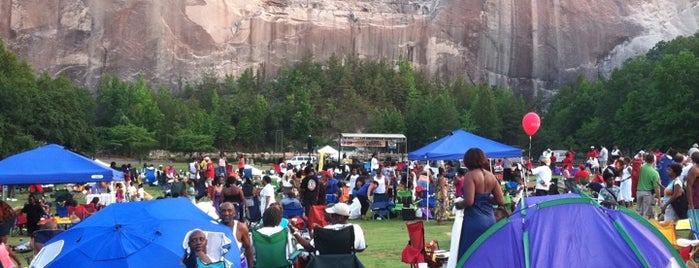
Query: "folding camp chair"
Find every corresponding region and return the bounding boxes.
[651,219,693,262]
[392,190,417,219]
[282,204,304,219]
[246,196,262,229]
[401,221,444,268]
[252,229,301,268]
[12,212,27,236]
[308,205,328,228]
[306,226,365,268]
[371,193,394,220]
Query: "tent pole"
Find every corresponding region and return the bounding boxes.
[426,167,430,222]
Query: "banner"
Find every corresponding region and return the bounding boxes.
[340,139,387,147]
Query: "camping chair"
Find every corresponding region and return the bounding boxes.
[246,196,262,229]
[401,221,444,268]
[12,212,27,236]
[252,229,301,268]
[392,190,417,220]
[282,205,304,219]
[651,219,693,262]
[371,193,394,220]
[326,179,340,204]
[281,204,306,233]
[306,226,365,268]
[308,205,328,228]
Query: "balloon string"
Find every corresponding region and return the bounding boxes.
[528,136,532,162]
[527,135,532,197]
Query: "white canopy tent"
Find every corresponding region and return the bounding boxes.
[317,145,339,161]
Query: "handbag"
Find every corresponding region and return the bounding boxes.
[671,181,689,219]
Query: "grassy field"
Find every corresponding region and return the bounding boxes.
[355,218,454,267]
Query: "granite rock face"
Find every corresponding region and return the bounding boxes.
[1,0,698,96]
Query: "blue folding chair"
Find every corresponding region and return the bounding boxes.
[371,193,394,220]
[282,205,304,219]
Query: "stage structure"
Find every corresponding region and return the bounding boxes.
[339,133,407,160]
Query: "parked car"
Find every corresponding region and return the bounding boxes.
[550,150,567,163]
[287,155,317,167]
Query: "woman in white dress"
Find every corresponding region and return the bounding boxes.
[619,157,633,206]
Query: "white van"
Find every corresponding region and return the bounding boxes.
[287,155,317,167]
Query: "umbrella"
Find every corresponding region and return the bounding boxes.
[31,198,240,268]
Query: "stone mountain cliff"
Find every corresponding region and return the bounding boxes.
[1,0,698,97]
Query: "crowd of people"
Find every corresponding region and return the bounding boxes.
[506,144,699,231]
[4,143,699,268]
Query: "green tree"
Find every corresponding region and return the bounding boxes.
[646,50,699,148]
[169,129,215,154]
[469,85,502,140]
[28,74,96,151]
[367,108,406,134]
[102,124,158,159]
[0,39,40,156]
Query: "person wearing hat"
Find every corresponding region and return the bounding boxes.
[531,157,553,196]
[290,202,366,253]
[689,144,699,159]
[587,146,599,170]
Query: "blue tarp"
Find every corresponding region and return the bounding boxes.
[0,144,123,184]
[408,129,522,160]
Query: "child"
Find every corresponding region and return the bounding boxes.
[597,169,621,209]
[187,180,197,204]
[338,181,350,203]
[115,183,125,203]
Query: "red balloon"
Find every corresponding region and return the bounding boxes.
[522,112,541,136]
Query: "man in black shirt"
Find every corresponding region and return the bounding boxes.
[300,170,319,215]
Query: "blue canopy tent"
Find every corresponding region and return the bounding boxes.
[408,129,522,160]
[0,144,123,184]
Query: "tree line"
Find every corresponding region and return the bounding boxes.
[0,40,530,159]
[537,32,699,155]
[2,31,697,160]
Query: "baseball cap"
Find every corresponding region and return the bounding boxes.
[325,203,350,216]
[542,158,551,165]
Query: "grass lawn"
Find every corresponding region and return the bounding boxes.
[355,218,454,267]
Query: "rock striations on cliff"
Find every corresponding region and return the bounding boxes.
[1,0,698,97]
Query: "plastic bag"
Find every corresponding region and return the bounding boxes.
[349,197,361,219]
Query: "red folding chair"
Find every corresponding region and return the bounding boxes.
[13,212,27,236]
[401,221,443,268]
[308,205,328,228]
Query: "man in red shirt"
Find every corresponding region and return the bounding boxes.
[237,155,246,177]
[574,165,591,185]
[631,151,645,198]
[587,146,599,159]
[562,152,574,171]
